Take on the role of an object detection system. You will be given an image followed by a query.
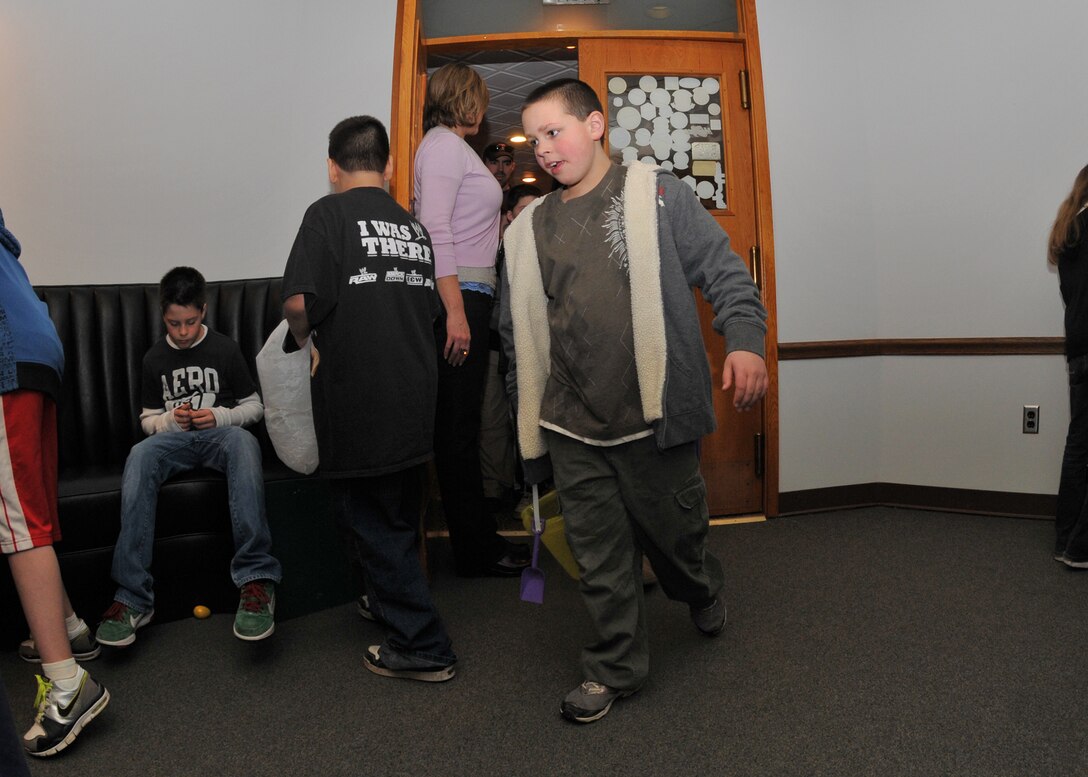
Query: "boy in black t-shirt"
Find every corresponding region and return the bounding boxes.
[96,267,282,647]
[282,116,456,682]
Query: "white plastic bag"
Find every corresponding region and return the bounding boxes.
[255,319,319,474]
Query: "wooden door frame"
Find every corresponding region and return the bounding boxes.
[737,0,779,517]
[390,0,780,516]
[389,0,423,209]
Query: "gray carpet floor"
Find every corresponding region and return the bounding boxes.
[4,507,1087,777]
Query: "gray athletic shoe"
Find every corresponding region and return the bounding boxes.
[690,597,727,636]
[19,624,100,663]
[22,667,110,757]
[560,681,636,724]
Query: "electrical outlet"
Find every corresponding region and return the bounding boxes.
[1023,405,1040,434]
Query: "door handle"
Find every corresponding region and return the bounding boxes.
[749,245,762,290]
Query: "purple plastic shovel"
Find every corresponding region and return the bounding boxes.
[519,484,545,604]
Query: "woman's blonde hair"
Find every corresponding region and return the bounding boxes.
[423,63,489,132]
[1049,163,1088,265]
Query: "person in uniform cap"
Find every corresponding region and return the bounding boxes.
[483,142,516,192]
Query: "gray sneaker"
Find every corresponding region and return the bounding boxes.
[22,667,110,757]
[19,624,100,663]
[690,597,726,636]
[560,681,636,723]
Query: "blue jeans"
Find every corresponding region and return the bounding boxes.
[331,467,455,668]
[1057,354,1088,559]
[111,426,282,612]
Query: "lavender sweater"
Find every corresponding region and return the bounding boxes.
[414,127,502,281]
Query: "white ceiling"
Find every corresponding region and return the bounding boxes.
[430,48,578,185]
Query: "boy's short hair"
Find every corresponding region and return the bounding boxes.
[328,116,390,174]
[423,63,489,132]
[159,266,206,313]
[503,183,542,214]
[523,78,603,120]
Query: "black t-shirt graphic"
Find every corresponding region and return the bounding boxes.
[282,186,440,477]
[141,328,257,412]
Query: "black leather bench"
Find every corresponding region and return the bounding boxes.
[1,277,351,645]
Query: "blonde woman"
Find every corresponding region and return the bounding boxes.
[415,63,528,577]
[1051,163,1088,567]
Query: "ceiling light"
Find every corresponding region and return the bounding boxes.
[509,135,527,143]
[646,4,670,19]
[522,175,537,183]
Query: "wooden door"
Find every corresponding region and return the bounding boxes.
[579,39,764,516]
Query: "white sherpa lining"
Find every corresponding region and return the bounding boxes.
[504,162,668,459]
[622,161,667,423]
[504,195,551,460]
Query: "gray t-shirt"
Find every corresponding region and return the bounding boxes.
[533,164,652,445]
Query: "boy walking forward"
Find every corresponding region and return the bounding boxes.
[501,79,768,723]
[97,267,282,646]
[282,116,456,682]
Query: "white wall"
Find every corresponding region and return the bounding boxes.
[0,0,397,284]
[3,0,1082,497]
[760,0,1088,494]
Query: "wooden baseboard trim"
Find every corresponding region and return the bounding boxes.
[710,514,766,526]
[439,517,767,538]
[778,483,1056,520]
[779,337,1064,360]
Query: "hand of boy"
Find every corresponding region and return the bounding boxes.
[309,343,320,377]
[722,351,768,411]
[189,408,217,430]
[173,402,193,431]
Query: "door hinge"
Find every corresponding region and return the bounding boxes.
[748,245,762,291]
[754,432,764,478]
[739,70,751,110]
